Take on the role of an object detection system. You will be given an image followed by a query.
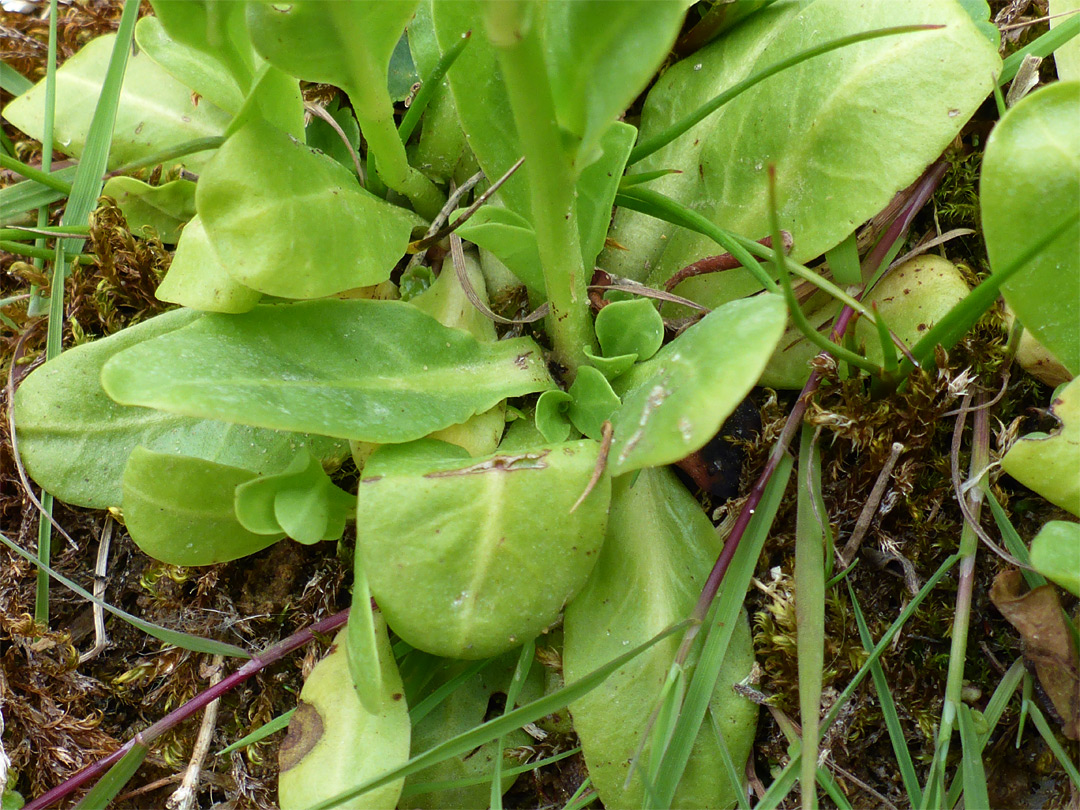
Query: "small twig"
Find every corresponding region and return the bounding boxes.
[409,156,525,253]
[78,516,113,665]
[950,394,1023,566]
[663,233,792,291]
[166,655,224,810]
[941,367,1010,417]
[304,102,365,186]
[570,421,613,514]
[885,228,975,272]
[449,233,549,325]
[588,281,710,313]
[405,171,485,273]
[839,442,905,567]
[828,758,900,810]
[999,8,1080,31]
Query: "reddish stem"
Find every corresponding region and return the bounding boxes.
[24,609,350,810]
[664,233,792,292]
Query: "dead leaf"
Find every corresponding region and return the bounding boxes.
[990,569,1080,739]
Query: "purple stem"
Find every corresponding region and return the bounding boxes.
[25,609,350,810]
[679,161,948,654]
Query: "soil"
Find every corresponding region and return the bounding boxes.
[1,1,1077,809]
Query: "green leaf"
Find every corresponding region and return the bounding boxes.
[453,204,545,296]
[583,348,638,382]
[197,120,418,299]
[544,1,685,169]
[1050,0,1080,81]
[14,309,346,509]
[957,705,991,810]
[564,468,757,809]
[1029,521,1080,596]
[358,439,609,659]
[305,621,689,810]
[956,0,1000,46]
[149,0,255,91]
[101,299,554,443]
[234,450,355,544]
[3,34,229,172]
[603,0,1000,304]
[122,446,285,566]
[567,366,620,441]
[576,121,637,268]
[100,176,196,243]
[982,80,1080,376]
[1002,377,1080,517]
[433,0,529,218]
[401,652,543,809]
[608,294,787,476]
[535,390,574,444]
[595,299,664,362]
[389,32,419,101]
[134,15,244,113]
[154,215,263,313]
[224,63,305,142]
[306,101,362,174]
[279,624,410,810]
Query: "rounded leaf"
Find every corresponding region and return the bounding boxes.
[982,81,1080,376]
[359,440,610,659]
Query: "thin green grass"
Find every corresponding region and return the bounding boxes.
[217,709,295,756]
[70,744,149,810]
[490,638,535,810]
[400,746,583,799]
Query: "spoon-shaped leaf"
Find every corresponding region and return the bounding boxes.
[609,294,786,475]
[564,469,757,809]
[358,439,610,659]
[122,447,284,566]
[101,299,554,443]
[197,119,418,299]
[13,308,345,509]
[982,80,1079,376]
[279,624,410,810]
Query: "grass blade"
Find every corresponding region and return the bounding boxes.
[491,638,535,810]
[709,709,751,810]
[0,166,76,214]
[1000,13,1080,84]
[1,61,32,95]
[71,744,149,810]
[398,31,471,143]
[650,453,794,808]
[957,704,991,810]
[400,746,581,799]
[0,530,248,658]
[1025,700,1080,786]
[217,709,295,756]
[303,620,691,810]
[0,154,73,194]
[795,424,826,810]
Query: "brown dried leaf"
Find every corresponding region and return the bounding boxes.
[990,569,1080,739]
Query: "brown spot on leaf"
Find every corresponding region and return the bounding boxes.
[279,700,325,772]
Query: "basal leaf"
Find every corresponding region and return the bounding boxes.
[567,366,620,441]
[544,1,685,169]
[583,349,638,382]
[100,176,196,244]
[101,300,554,443]
[358,439,609,659]
[13,309,346,509]
[1002,377,1080,517]
[982,80,1079,376]
[401,652,544,809]
[576,121,637,269]
[594,299,664,362]
[609,294,786,475]
[602,0,1000,307]
[134,15,244,114]
[536,390,574,444]
[452,205,544,296]
[155,215,263,313]
[235,450,354,544]
[122,447,284,566]
[3,34,229,171]
[197,120,418,299]
[224,63,305,141]
[433,0,529,218]
[279,625,410,810]
[1029,520,1080,597]
[149,0,256,91]
[564,469,757,809]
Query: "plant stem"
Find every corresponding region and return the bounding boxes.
[23,609,350,810]
[484,0,596,376]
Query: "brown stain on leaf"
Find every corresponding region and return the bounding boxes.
[990,569,1080,739]
[279,699,325,772]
